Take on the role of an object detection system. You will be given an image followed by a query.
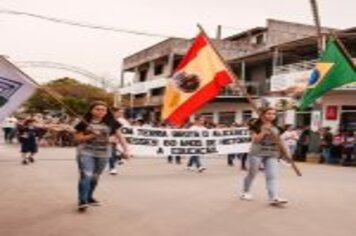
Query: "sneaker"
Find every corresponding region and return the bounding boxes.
[186,166,194,171]
[109,168,118,175]
[77,202,89,212]
[198,167,206,172]
[269,198,288,206]
[88,198,101,206]
[28,157,35,163]
[22,159,28,165]
[240,192,253,201]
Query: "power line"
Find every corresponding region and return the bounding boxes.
[15,61,120,90]
[0,8,176,38]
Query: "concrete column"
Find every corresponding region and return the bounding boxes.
[133,67,139,84]
[272,47,279,75]
[235,111,242,123]
[148,61,155,80]
[240,61,246,81]
[213,112,219,124]
[167,53,175,76]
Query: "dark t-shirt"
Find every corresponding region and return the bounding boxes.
[74,120,121,158]
[322,132,333,147]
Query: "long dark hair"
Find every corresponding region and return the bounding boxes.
[77,100,120,134]
[249,107,278,133]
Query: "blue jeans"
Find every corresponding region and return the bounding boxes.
[187,156,202,168]
[108,145,119,169]
[322,147,332,163]
[77,154,108,204]
[288,145,296,157]
[227,154,236,166]
[242,155,279,200]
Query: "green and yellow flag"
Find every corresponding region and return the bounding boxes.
[299,39,356,109]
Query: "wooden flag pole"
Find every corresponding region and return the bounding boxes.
[330,32,356,67]
[6,59,92,126]
[197,24,302,177]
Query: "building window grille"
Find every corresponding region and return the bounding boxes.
[242,110,252,122]
[218,112,235,125]
[154,64,164,75]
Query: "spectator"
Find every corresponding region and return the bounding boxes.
[1,116,18,143]
[281,124,299,158]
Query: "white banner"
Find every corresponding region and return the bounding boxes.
[0,57,37,122]
[270,69,356,93]
[270,70,310,93]
[120,126,251,156]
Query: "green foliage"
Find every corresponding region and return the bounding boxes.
[24,77,113,115]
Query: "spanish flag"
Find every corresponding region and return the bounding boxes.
[162,33,233,125]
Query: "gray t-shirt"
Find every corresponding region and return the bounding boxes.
[249,127,280,157]
[76,122,112,158]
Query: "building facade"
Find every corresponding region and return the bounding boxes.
[118,19,356,130]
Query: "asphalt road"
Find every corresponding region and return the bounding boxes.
[1,144,355,236]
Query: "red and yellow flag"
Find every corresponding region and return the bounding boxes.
[162,33,233,125]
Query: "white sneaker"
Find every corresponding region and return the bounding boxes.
[269,197,288,206]
[109,168,118,175]
[186,166,194,171]
[198,167,206,172]
[240,192,253,201]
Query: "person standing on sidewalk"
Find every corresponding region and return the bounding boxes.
[240,107,288,206]
[74,101,130,212]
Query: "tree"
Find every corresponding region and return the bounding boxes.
[24,77,114,115]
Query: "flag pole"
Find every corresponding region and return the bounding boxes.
[197,24,302,177]
[330,31,356,67]
[5,59,91,126]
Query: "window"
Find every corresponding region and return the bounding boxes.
[154,64,164,75]
[256,34,265,44]
[139,70,147,82]
[173,57,183,71]
[151,87,165,96]
[251,34,265,45]
[199,113,214,123]
[218,112,235,125]
[135,93,146,98]
[242,110,252,122]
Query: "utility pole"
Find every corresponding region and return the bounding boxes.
[310,0,323,55]
[308,0,323,157]
[216,25,222,40]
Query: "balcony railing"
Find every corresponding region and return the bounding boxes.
[148,95,164,106]
[271,59,356,92]
[218,81,261,97]
[120,95,164,107]
[274,59,317,75]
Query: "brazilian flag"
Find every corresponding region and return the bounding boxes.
[299,39,356,109]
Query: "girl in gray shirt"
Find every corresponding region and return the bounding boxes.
[240,107,288,206]
[74,101,129,212]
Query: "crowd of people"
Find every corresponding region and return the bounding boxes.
[2,111,356,167]
[2,103,356,211]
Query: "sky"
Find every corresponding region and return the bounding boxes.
[0,0,355,88]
